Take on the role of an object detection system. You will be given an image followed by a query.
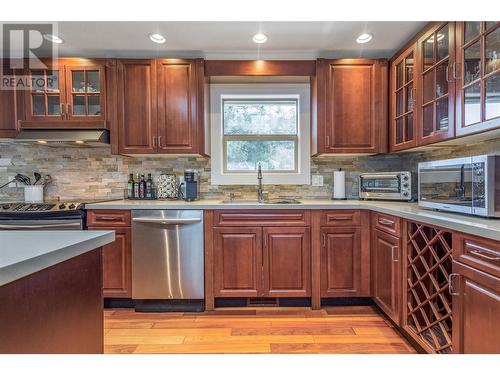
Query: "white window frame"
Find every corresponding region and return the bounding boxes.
[210,83,310,185]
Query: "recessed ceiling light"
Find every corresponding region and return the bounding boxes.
[356,33,373,44]
[37,140,47,144]
[43,34,64,44]
[75,140,84,144]
[149,33,166,44]
[252,33,268,44]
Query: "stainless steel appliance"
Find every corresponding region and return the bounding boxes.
[132,209,204,311]
[359,172,413,201]
[0,202,85,230]
[418,155,500,217]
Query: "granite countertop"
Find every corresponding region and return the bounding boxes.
[85,199,500,241]
[0,230,115,286]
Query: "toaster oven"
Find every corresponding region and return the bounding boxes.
[359,172,413,201]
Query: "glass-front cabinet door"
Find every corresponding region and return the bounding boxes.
[22,59,107,127]
[65,65,106,121]
[24,62,66,122]
[417,22,456,145]
[391,44,417,151]
[456,21,500,136]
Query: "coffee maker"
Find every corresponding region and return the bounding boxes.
[183,170,199,201]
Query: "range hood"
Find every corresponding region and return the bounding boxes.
[14,129,110,147]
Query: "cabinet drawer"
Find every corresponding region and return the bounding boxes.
[214,210,310,226]
[454,233,500,278]
[87,210,131,227]
[372,212,401,236]
[320,210,360,226]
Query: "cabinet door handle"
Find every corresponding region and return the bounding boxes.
[152,136,156,148]
[391,246,399,262]
[326,135,330,148]
[445,65,449,83]
[378,218,395,226]
[452,62,457,80]
[95,216,121,222]
[469,249,500,261]
[60,103,65,117]
[66,103,71,118]
[322,234,326,248]
[158,136,162,148]
[333,216,350,220]
[448,273,460,296]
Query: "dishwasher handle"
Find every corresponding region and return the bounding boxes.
[133,217,202,225]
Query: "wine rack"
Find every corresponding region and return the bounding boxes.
[405,222,453,353]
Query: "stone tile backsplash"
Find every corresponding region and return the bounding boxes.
[0,137,499,202]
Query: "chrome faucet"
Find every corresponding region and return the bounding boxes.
[257,163,264,203]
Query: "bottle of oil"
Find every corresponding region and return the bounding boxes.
[139,174,146,198]
[146,173,153,198]
[133,173,140,198]
[127,173,134,199]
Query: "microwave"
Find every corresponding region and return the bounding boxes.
[418,155,500,217]
[359,172,413,201]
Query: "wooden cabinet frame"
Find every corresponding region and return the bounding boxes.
[314,59,388,155]
[20,58,109,129]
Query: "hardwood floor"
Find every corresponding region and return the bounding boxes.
[104,306,416,354]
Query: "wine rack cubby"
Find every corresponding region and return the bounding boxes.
[405,221,453,353]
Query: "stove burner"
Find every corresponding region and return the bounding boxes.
[0,202,82,212]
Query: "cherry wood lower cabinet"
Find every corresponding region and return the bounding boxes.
[87,209,132,298]
[372,228,402,325]
[452,260,500,353]
[263,227,311,297]
[320,227,361,297]
[212,226,311,298]
[213,227,262,297]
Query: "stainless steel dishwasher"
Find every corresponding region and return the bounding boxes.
[132,210,204,311]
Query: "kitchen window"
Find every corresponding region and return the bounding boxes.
[210,84,310,185]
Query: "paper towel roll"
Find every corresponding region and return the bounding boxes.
[333,170,346,199]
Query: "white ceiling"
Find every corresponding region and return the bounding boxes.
[3,21,427,59]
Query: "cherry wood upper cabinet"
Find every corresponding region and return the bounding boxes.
[117,59,157,154]
[416,22,456,145]
[390,44,417,151]
[452,260,500,353]
[0,63,20,137]
[372,228,401,325]
[21,58,108,129]
[314,59,388,155]
[213,227,263,297]
[116,58,204,155]
[263,227,311,297]
[157,59,203,154]
[455,22,500,137]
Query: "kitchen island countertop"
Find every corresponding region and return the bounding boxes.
[0,230,115,286]
[85,199,500,241]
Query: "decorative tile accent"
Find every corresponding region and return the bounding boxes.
[1,138,499,202]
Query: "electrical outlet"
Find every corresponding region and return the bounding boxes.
[311,175,324,187]
[7,176,17,188]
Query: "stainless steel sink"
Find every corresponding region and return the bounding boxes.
[220,198,301,204]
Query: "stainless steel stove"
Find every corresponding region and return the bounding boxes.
[0,202,86,230]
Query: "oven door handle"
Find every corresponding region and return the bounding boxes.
[0,222,82,230]
[360,174,400,179]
